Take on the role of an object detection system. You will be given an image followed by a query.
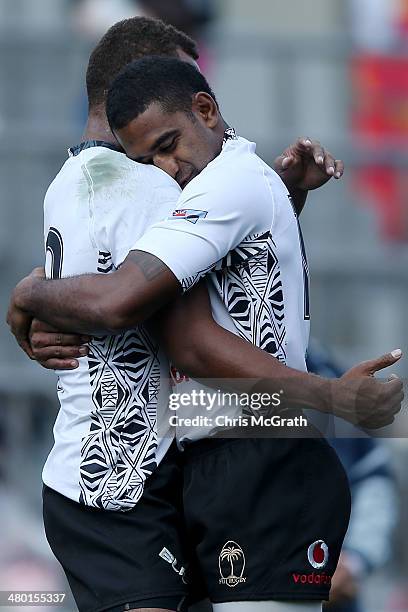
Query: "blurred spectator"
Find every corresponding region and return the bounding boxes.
[71,0,143,38]
[307,342,399,612]
[326,438,398,612]
[349,0,408,241]
[0,393,72,610]
[136,0,215,70]
[138,0,215,37]
[348,0,400,52]
[0,482,67,610]
[70,1,216,126]
[71,0,215,39]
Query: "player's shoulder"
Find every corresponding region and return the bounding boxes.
[212,135,261,174]
[45,146,179,220]
[48,146,177,193]
[79,147,177,193]
[182,135,270,202]
[225,136,290,199]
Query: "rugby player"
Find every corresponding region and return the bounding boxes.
[4,17,359,612]
[7,54,404,612]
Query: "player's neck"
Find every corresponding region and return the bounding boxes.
[82,111,118,146]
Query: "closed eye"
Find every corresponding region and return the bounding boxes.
[133,134,179,164]
[159,139,177,153]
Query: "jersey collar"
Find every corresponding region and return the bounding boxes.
[68,140,122,157]
[223,127,237,143]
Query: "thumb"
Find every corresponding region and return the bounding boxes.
[360,349,402,376]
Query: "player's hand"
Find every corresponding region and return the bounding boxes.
[6,267,45,360]
[274,137,344,192]
[30,319,91,370]
[331,350,404,429]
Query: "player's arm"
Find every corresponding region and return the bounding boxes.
[153,281,313,387]
[28,284,404,428]
[273,138,344,215]
[8,252,181,342]
[152,282,404,428]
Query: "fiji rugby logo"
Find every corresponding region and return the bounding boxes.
[307,540,329,569]
[219,541,247,587]
[170,209,208,224]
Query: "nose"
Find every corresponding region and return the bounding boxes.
[153,153,179,180]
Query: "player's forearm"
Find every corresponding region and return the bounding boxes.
[165,321,331,413]
[14,273,125,334]
[14,257,181,335]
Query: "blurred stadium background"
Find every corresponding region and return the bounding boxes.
[0,0,408,610]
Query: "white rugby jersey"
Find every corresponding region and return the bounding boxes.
[42,143,182,510]
[133,135,311,442]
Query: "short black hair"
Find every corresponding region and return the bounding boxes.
[107,56,217,131]
[86,17,199,109]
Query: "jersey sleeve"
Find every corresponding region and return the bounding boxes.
[89,158,181,269]
[132,155,273,291]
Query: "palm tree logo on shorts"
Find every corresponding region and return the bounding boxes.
[219,541,247,587]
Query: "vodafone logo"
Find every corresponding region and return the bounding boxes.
[292,572,331,586]
[307,540,329,569]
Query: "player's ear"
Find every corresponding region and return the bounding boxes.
[192,92,219,129]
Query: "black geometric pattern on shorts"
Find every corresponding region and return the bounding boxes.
[79,252,160,511]
[213,231,287,361]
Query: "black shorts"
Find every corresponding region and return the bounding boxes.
[182,435,351,604]
[43,442,203,612]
